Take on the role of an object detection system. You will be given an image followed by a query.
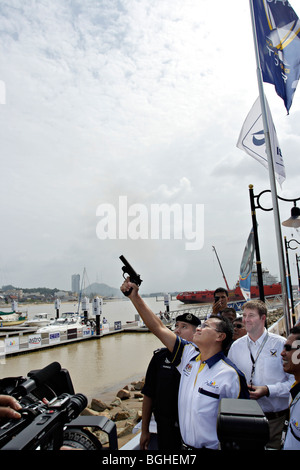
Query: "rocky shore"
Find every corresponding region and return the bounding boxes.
[81,378,145,449]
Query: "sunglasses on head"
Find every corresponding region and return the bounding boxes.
[283,343,300,352]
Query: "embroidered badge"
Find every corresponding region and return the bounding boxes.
[291,418,300,433]
[183,363,193,375]
[270,349,277,357]
[205,379,219,390]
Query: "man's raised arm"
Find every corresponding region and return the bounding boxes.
[120,278,176,352]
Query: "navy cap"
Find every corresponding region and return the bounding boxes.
[175,312,201,326]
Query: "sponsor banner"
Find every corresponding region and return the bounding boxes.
[0,340,5,361]
[114,321,122,330]
[101,322,110,332]
[49,331,60,344]
[5,336,19,352]
[83,327,91,337]
[67,328,77,340]
[28,334,42,349]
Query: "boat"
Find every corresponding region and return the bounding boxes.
[37,312,85,333]
[23,313,54,328]
[0,310,28,326]
[177,246,282,304]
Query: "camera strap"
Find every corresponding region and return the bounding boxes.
[247,332,269,388]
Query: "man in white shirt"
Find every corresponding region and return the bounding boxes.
[281,324,300,450]
[121,278,249,449]
[228,299,294,449]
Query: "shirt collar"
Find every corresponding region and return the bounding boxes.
[291,381,300,400]
[192,350,225,368]
[247,328,267,346]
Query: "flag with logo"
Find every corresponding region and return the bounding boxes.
[252,0,300,113]
[237,96,286,186]
[239,229,255,301]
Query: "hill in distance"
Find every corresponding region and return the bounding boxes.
[83,282,123,298]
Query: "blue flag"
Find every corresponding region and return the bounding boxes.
[239,229,255,301]
[252,0,300,112]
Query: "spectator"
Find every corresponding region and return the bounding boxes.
[281,325,300,450]
[222,307,237,323]
[232,316,247,341]
[140,312,200,450]
[228,299,294,449]
[212,288,229,315]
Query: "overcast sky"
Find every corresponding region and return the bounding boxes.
[0,0,300,295]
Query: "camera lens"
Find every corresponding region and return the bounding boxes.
[68,393,88,418]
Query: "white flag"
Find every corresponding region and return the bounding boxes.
[237,97,286,186]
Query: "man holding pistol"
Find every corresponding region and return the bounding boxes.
[121,277,249,450]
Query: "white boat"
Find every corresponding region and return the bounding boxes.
[23,313,54,328]
[37,312,84,333]
[0,310,28,326]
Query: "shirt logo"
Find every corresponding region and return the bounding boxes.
[205,380,219,390]
[291,418,300,432]
[270,349,278,357]
[183,363,193,375]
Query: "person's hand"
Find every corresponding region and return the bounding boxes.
[120,277,139,298]
[0,395,22,420]
[212,301,222,314]
[140,429,151,450]
[248,385,269,400]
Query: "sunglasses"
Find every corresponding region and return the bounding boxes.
[283,343,300,352]
[233,323,244,329]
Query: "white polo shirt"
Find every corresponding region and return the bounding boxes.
[228,329,294,412]
[284,382,300,450]
[171,337,249,449]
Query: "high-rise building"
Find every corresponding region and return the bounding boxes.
[71,274,80,293]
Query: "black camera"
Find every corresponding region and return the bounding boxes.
[0,362,117,450]
[217,398,269,450]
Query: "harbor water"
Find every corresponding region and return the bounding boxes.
[0,297,187,401]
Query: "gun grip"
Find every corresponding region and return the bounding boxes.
[123,287,133,297]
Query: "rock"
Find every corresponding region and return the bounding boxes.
[87,376,146,448]
[116,421,135,437]
[116,388,131,400]
[93,429,109,446]
[131,380,145,391]
[110,397,122,407]
[90,398,109,412]
[81,407,100,417]
[112,410,131,421]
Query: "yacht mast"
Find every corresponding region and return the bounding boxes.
[212,246,230,291]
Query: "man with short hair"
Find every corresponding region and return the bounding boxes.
[222,307,237,323]
[232,316,246,341]
[281,325,300,450]
[121,278,249,450]
[140,312,200,450]
[212,287,229,315]
[228,299,294,449]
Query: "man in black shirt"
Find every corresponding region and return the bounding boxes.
[140,312,200,450]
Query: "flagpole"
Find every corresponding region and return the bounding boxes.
[249,0,291,334]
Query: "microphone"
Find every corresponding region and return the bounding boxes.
[12,362,61,399]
